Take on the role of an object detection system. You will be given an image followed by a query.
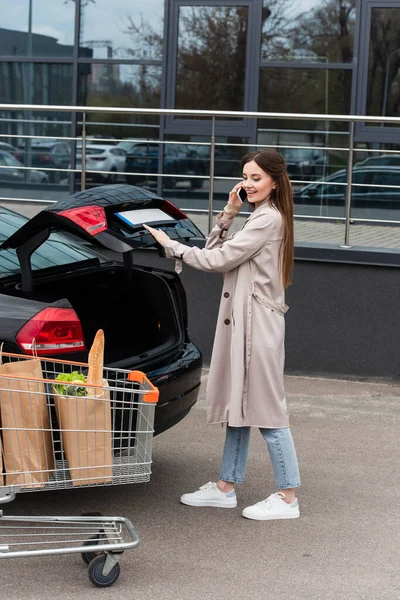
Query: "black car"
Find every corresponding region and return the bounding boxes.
[187,145,241,178]
[124,142,204,189]
[354,154,400,168]
[293,166,400,208]
[0,185,204,435]
[280,147,328,181]
[15,140,71,183]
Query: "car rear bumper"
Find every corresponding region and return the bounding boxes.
[153,383,201,435]
[147,342,202,435]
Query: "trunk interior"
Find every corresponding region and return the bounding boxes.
[32,264,181,363]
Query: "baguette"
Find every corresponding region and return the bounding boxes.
[87,329,105,387]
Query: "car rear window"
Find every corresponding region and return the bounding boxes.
[76,148,103,156]
[118,142,133,152]
[369,171,400,188]
[130,145,158,156]
[0,210,99,278]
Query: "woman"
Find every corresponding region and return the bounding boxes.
[144,150,301,521]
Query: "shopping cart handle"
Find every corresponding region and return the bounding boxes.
[127,371,159,404]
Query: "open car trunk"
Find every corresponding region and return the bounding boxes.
[32,263,182,364]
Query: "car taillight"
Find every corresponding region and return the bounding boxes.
[38,153,52,162]
[161,200,188,220]
[16,307,86,356]
[58,205,107,235]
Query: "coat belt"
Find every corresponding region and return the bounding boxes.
[253,292,289,315]
[242,292,288,419]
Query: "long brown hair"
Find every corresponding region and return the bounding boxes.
[241,150,294,288]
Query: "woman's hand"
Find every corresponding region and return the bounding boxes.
[143,224,172,247]
[228,181,245,208]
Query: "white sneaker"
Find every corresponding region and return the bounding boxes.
[242,492,300,521]
[180,482,237,508]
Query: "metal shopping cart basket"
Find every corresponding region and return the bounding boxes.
[0,351,159,587]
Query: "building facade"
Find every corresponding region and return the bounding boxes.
[0,0,399,202]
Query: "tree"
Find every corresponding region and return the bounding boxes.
[291,0,356,63]
[122,14,163,61]
[174,6,248,111]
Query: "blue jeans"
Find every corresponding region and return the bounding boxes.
[219,426,301,489]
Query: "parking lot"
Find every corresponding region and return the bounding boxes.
[1,373,399,600]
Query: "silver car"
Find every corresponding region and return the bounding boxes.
[0,151,49,183]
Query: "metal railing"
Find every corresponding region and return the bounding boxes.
[0,104,400,249]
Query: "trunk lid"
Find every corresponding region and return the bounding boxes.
[1,184,203,253]
[0,184,204,291]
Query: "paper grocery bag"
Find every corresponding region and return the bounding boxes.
[0,358,55,488]
[0,436,4,487]
[53,380,112,487]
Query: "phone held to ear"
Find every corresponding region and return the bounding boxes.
[237,187,247,203]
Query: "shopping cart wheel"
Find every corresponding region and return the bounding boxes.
[81,534,105,565]
[88,555,121,587]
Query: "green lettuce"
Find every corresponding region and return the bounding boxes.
[53,371,88,396]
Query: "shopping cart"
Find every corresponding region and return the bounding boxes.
[0,351,159,587]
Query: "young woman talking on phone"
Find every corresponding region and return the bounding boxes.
[144,150,301,521]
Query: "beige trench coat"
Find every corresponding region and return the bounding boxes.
[164,201,290,428]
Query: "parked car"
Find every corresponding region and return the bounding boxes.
[117,140,146,153]
[86,135,117,145]
[15,140,71,183]
[355,154,400,167]
[187,145,241,178]
[0,142,17,155]
[293,166,400,207]
[74,144,127,183]
[0,151,49,183]
[279,147,328,181]
[124,142,203,189]
[0,185,204,435]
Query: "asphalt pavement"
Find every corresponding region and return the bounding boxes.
[1,373,400,600]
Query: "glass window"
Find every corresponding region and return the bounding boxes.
[77,63,161,140]
[369,170,400,188]
[0,64,73,160]
[0,63,73,105]
[126,144,158,156]
[175,5,248,111]
[0,0,75,57]
[311,172,346,196]
[79,0,164,60]
[261,0,356,63]
[0,209,98,278]
[257,68,352,177]
[259,68,351,116]
[355,153,400,167]
[2,153,20,167]
[366,7,400,127]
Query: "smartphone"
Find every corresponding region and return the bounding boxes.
[237,187,247,203]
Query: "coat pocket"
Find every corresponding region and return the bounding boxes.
[253,293,288,315]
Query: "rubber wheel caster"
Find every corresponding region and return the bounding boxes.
[81,534,105,565]
[88,555,121,587]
